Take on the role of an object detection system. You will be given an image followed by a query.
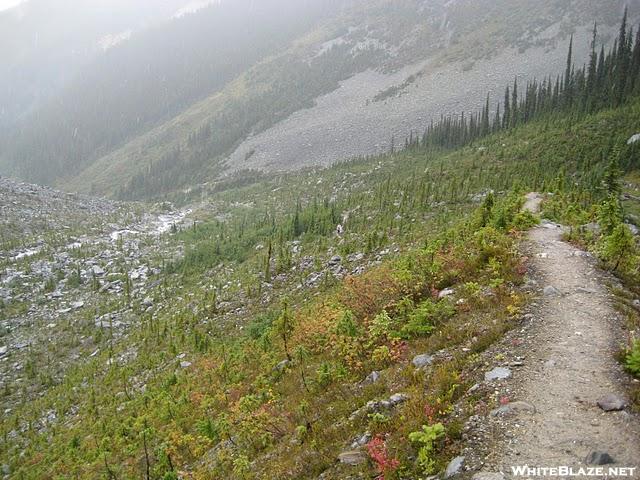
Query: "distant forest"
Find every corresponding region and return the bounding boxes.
[415,10,640,151]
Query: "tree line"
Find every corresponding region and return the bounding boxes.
[414,10,639,150]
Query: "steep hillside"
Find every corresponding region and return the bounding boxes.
[1,0,636,200]
[2,73,639,477]
[0,0,199,128]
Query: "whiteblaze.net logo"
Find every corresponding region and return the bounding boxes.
[511,465,638,478]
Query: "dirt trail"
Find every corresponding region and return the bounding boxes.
[476,193,640,477]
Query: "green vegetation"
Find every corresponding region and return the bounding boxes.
[5,91,640,478]
[626,341,640,377]
[2,10,640,480]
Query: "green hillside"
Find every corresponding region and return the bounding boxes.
[4,79,639,479]
[1,0,631,200]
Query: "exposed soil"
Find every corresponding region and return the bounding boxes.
[465,193,640,478]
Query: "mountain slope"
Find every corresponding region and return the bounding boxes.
[0,0,200,128]
[3,72,640,478]
[1,0,636,200]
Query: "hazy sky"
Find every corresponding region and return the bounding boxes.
[0,0,25,12]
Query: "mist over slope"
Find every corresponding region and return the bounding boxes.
[0,0,638,200]
[0,0,203,128]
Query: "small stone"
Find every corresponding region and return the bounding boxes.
[388,393,409,406]
[0,346,7,356]
[274,359,291,372]
[438,288,455,299]
[444,456,465,478]
[491,401,536,417]
[627,133,640,145]
[71,301,85,309]
[363,371,381,384]
[585,451,615,465]
[543,285,561,297]
[467,383,480,394]
[180,361,192,368]
[597,394,627,411]
[142,297,153,307]
[350,432,371,449]
[328,255,342,266]
[338,450,367,465]
[412,353,434,369]
[485,367,512,381]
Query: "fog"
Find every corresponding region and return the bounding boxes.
[0,0,25,12]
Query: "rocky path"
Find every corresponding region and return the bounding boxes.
[474,193,640,478]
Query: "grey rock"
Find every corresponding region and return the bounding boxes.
[388,393,409,406]
[627,133,640,145]
[625,223,639,236]
[633,299,640,309]
[142,297,153,307]
[274,359,291,372]
[597,394,627,411]
[363,371,381,384]
[338,450,367,466]
[438,287,455,299]
[444,456,465,478]
[350,432,371,449]
[543,285,561,297]
[585,451,615,465]
[490,401,536,417]
[485,367,511,381]
[0,346,7,356]
[347,252,365,262]
[180,361,192,368]
[581,222,601,235]
[412,353,434,369]
[92,265,105,276]
[467,383,480,394]
[328,255,342,266]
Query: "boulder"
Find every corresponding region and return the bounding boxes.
[490,401,536,417]
[92,265,105,276]
[597,394,627,411]
[585,451,615,465]
[363,371,381,385]
[625,223,639,236]
[543,285,561,297]
[328,255,342,266]
[350,432,372,449]
[438,288,455,299]
[412,353,434,369]
[388,393,409,406]
[444,456,465,478]
[338,450,368,466]
[627,133,640,145]
[274,359,291,373]
[485,367,512,381]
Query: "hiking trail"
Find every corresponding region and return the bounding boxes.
[468,193,640,479]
